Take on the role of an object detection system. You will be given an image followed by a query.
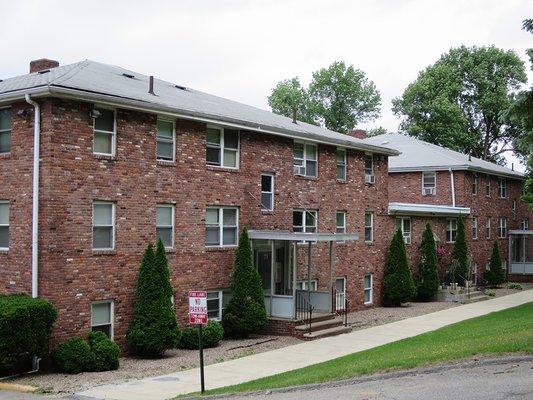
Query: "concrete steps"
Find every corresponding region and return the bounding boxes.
[295,315,346,332]
[294,313,352,339]
[302,324,352,339]
[460,291,490,304]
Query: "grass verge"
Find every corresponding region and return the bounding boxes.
[196,302,533,397]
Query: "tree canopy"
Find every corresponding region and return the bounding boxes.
[392,45,527,163]
[268,61,381,133]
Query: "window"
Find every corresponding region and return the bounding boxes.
[485,175,491,197]
[364,274,373,305]
[293,210,317,243]
[93,108,116,156]
[261,174,274,211]
[205,207,238,246]
[471,173,478,195]
[156,205,174,248]
[422,171,436,195]
[156,120,174,161]
[206,126,239,168]
[296,280,317,291]
[0,108,11,154]
[396,217,411,244]
[336,148,346,181]
[92,202,115,250]
[336,211,346,243]
[207,291,223,321]
[472,217,478,240]
[498,217,507,238]
[293,142,317,177]
[512,199,517,216]
[498,177,506,198]
[523,218,529,230]
[91,301,113,339]
[364,154,374,184]
[446,218,458,243]
[0,202,9,249]
[364,212,373,243]
[486,218,491,239]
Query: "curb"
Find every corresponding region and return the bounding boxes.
[0,381,38,393]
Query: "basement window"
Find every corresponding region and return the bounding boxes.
[0,108,11,154]
[0,202,9,250]
[91,301,113,339]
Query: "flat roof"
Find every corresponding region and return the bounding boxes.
[248,230,359,242]
[388,202,471,217]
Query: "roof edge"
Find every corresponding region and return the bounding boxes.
[388,202,471,217]
[388,165,524,180]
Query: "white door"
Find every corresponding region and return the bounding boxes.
[335,277,346,311]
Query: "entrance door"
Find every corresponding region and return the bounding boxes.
[257,250,272,294]
[335,277,346,311]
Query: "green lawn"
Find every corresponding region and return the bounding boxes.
[198,302,533,397]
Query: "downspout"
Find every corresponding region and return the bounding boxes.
[25,94,40,299]
[449,168,456,207]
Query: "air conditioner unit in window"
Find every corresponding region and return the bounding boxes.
[404,236,411,245]
[423,187,435,196]
[365,174,375,184]
[294,165,306,176]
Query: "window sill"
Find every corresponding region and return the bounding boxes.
[336,179,347,184]
[205,245,237,252]
[0,249,9,254]
[94,154,116,161]
[165,248,176,253]
[157,160,176,167]
[206,165,240,173]
[261,210,274,215]
[92,249,117,255]
[0,152,11,159]
[294,175,318,181]
[365,241,374,246]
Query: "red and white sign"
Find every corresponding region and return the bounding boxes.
[188,291,208,325]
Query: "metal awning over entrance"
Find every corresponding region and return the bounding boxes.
[248,230,359,242]
[388,202,470,217]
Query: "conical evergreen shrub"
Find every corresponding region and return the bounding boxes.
[416,224,439,301]
[222,228,267,338]
[383,229,416,306]
[451,216,468,285]
[485,241,505,287]
[126,240,180,357]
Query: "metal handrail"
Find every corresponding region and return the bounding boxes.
[332,288,348,327]
[296,290,314,334]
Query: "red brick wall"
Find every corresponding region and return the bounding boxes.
[0,98,394,348]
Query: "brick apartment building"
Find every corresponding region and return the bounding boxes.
[0,59,399,346]
[364,133,533,283]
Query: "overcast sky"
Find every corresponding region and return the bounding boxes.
[1,0,531,169]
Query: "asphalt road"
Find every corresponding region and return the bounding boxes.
[222,357,533,400]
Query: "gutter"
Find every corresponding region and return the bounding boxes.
[387,165,525,180]
[25,94,40,298]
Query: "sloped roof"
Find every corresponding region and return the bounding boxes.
[364,133,524,179]
[0,60,398,156]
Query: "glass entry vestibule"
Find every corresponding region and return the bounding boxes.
[509,230,533,275]
[248,230,359,319]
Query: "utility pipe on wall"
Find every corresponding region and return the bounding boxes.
[25,94,40,298]
[449,168,456,207]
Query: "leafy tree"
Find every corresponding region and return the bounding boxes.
[126,241,180,357]
[268,61,381,133]
[366,126,388,137]
[383,229,416,306]
[416,224,440,300]
[485,241,505,287]
[451,216,468,285]
[222,228,267,337]
[267,78,315,125]
[393,45,527,163]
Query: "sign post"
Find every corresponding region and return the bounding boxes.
[188,291,208,394]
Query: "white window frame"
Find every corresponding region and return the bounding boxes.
[472,217,478,240]
[523,218,529,230]
[486,217,491,239]
[364,153,374,183]
[0,107,11,154]
[293,141,318,178]
[205,207,239,247]
[207,290,224,321]
[498,217,507,238]
[364,212,374,243]
[0,201,9,250]
[156,204,174,249]
[446,218,458,243]
[396,217,411,244]
[156,119,175,162]
[498,177,506,198]
[206,125,240,169]
[91,300,114,340]
[261,173,274,212]
[336,148,346,181]
[422,171,436,195]
[364,274,373,305]
[92,107,117,157]
[293,209,318,243]
[92,201,115,250]
[336,211,346,243]
[485,175,491,197]
[296,280,317,291]
[472,173,478,195]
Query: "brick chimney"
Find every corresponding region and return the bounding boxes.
[30,59,59,73]
[347,129,367,139]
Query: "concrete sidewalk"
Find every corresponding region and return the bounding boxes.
[78,290,533,400]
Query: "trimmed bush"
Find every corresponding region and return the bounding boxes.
[485,241,505,287]
[451,216,468,285]
[52,337,95,374]
[507,282,523,290]
[127,241,180,357]
[416,223,440,301]
[223,228,267,338]
[179,320,224,350]
[0,294,57,376]
[88,331,120,371]
[383,229,416,306]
